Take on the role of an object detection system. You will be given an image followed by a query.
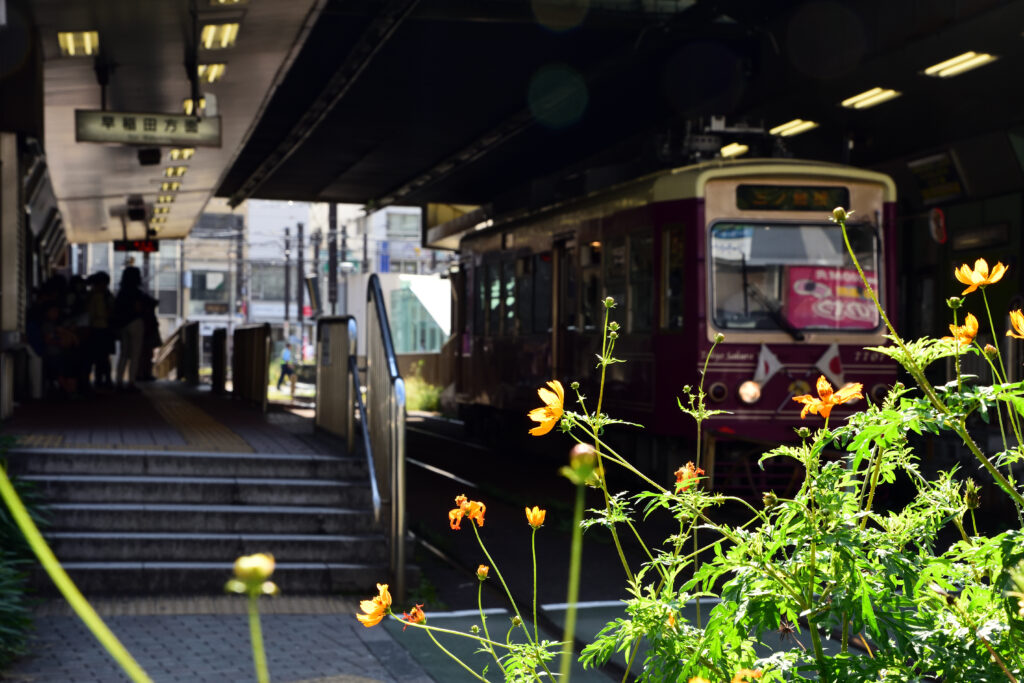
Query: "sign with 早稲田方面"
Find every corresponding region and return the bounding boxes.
[75,110,221,147]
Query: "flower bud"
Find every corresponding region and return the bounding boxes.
[608,321,620,331]
[714,332,725,344]
[832,207,849,223]
[946,296,963,310]
[762,491,779,510]
[964,478,981,510]
[561,443,598,485]
[570,381,580,391]
[477,564,489,580]
[233,553,275,584]
[511,616,522,627]
[795,427,811,439]
[985,344,998,359]
[471,624,480,634]
[609,331,618,340]
[603,297,616,308]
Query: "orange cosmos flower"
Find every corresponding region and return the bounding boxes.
[400,604,426,631]
[731,670,763,683]
[525,506,546,528]
[1008,309,1024,340]
[528,380,564,436]
[356,583,392,627]
[448,494,486,530]
[674,462,705,491]
[943,312,979,346]
[477,564,489,580]
[955,258,1007,295]
[792,375,863,420]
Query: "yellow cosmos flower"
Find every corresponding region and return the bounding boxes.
[792,375,863,420]
[528,380,564,436]
[943,312,979,346]
[356,583,392,627]
[448,494,486,530]
[525,506,546,528]
[1008,309,1024,340]
[955,257,1007,295]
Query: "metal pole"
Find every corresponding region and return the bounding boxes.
[328,204,338,315]
[312,228,322,312]
[361,213,369,273]
[297,221,305,357]
[283,227,291,339]
[236,219,246,322]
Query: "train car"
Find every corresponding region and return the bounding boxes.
[448,158,898,486]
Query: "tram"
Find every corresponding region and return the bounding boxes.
[447,159,898,483]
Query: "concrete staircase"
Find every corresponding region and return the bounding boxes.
[6,446,391,595]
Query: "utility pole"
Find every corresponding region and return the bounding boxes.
[236,217,246,323]
[311,228,322,316]
[296,221,305,358]
[283,226,291,340]
[328,203,338,315]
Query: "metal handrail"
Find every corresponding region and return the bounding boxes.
[349,353,382,522]
[366,273,407,602]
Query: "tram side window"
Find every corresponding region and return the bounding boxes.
[533,253,553,333]
[604,236,627,323]
[503,261,516,334]
[561,246,578,331]
[487,262,501,335]
[663,224,685,329]
[629,232,653,332]
[516,257,533,333]
[474,264,486,337]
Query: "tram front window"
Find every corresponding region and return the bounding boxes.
[710,222,880,332]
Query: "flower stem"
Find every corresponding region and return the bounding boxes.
[559,482,586,681]
[247,594,270,683]
[0,464,153,683]
[531,527,539,644]
[426,629,492,682]
[478,581,507,674]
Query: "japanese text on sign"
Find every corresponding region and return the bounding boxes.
[75,110,221,147]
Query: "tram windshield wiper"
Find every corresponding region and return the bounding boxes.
[744,282,805,341]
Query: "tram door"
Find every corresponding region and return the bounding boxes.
[552,237,577,382]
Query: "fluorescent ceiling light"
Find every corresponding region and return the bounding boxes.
[201,23,239,50]
[210,0,246,4]
[769,119,819,137]
[841,87,902,109]
[161,182,181,192]
[156,195,175,204]
[164,166,188,178]
[151,217,167,224]
[169,148,194,161]
[153,207,170,215]
[924,51,997,77]
[57,31,100,57]
[720,142,749,158]
[182,98,206,116]
[198,63,226,83]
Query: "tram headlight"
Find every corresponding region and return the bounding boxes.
[870,383,888,404]
[738,380,762,404]
[708,382,728,403]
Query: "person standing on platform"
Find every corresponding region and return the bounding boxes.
[277,342,296,397]
[112,266,156,392]
[85,271,115,389]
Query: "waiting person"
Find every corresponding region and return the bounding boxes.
[85,272,115,388]
[277,343,296,395]
[111,266,156,391]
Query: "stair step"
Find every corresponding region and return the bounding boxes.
[46,531,389,563]
[46,503,378,534]
[21,474,370,507]
[30,561,400,595]
[6,447,365,479]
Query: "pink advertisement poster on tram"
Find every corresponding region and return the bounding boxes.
[785,266,878,329]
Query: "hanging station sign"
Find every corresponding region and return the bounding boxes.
[75,110,221,147]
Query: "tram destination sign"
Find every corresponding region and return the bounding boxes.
[75,110,221,147]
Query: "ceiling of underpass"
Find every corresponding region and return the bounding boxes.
[20,0,1024,242]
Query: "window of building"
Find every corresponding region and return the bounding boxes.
[386,212,420,239]
[191,270,229,301]
[250,265,286,301]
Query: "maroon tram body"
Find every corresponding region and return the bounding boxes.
[450,159,898,479]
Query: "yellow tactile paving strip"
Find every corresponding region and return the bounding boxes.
[143,385,253,453]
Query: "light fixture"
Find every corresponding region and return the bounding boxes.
[590,241,601,248]
[197,63,226,83]
[151,217,167,224]
[161,181,181,192]
[200,23,240,50]
[57,31,100,57]
[164,166,188,178]
[769,119,819,137]
[924,51,997,78]
[720,142,749,158]
[841,87,902,109]
[169,148,195,161]
[154,207,170,215]
[210,0,246,4]
[738,380,762,404]
[182,98,206,116]
[156,195,175,204]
